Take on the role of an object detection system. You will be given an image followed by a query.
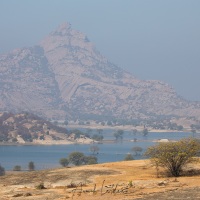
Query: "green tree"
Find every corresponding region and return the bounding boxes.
[13,165,21,171]
[114,129,124,141]
[59,158,69,167]
[145,138,200,177]
[0,165,5,176]
[101,122,105,126]
[142,128,148,136]
[124,154,134,161]
[92,134,103,141]
[177,125,183,131]
[64,120,68,126]
[68,152,98,166]
[28,161,35,171]
[68,152,85,166]
[84,156,98,165]
[131,146,143,156]
[107,121,112,126]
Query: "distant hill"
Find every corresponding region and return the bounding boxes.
[0,112,92,144]
[0,22,200,125]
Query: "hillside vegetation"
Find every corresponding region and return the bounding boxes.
[0,112,92,144]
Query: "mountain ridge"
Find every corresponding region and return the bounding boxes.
[0,22,200,124]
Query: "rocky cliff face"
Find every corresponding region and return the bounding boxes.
[0,45,66,119]
[0,22,200,122]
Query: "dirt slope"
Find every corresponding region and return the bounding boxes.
[1,160,200,200]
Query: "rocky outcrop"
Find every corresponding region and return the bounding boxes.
[0,22,200,122]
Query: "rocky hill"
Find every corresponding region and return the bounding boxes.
[0,22,200,123]
[0,112,93,144]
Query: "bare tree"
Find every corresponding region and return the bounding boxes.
[90,145,100,154]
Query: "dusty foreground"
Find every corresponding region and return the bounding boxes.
[1,160,200,200]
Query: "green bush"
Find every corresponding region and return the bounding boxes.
[0,165,5,176]
[131,146,143,155]
[124,154,134,161]
[13,165,21,171]
[145,138,200,177]
[35,183,46,189]
[84,156,98,165]
[28,161,35,171]
[59,158,69,167]
[67,151,98,166]
[68,152,85,166]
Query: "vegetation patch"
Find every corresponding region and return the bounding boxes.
[145,138,200,177]
[35,182,46,189]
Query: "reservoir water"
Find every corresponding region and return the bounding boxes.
[0,131,194,170]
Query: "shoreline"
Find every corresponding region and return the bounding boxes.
[0,129,194,146]
[0,137,190,146]
[66,124,192,133]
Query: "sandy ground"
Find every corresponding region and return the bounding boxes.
[1,160,200,200]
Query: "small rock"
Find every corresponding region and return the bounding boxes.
[157,181,167,186]
[13,193,23,197]
[24,193,32,196]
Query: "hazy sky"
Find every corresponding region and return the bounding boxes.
[1,0,200,101]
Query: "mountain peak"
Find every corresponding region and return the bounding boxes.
[50,22,71,36]
[41,21,92,53]
[1,23,200,124]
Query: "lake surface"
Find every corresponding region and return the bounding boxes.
[0,131,195,170]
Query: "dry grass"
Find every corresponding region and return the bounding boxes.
[1,160,200,199]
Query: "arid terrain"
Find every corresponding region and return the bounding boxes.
[1,160,200,200]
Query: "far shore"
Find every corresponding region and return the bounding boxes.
[0,125,195,146]
[66,124,193,133]
[0,137,189,146]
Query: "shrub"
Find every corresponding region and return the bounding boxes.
[35,183,46,189]
[68,151,98,166]
[28,161,35,171]
[92,134,103,141]
[0,165,5,176]
[145,138,200,177]
[131,146,143,155]
[59,158,69,167]
[68,152,85,166]
[142,128,148,136]
[84,156,98,165]
[13,165,21,171]
[66,182,80,188]
[124,154,134,161]
[114,129,124,141]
